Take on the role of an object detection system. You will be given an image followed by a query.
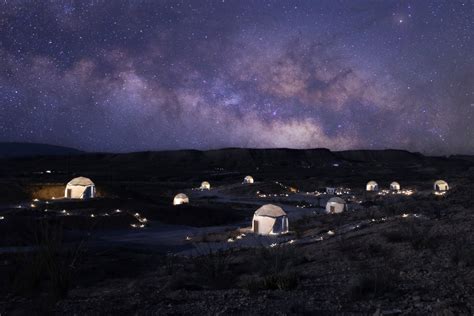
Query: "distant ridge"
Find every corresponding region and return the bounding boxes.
[0,143,472,169]
[0,142,84,158]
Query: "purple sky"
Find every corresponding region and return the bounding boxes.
[1,1,473,154]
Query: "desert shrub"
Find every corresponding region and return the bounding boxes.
[350,268,399,300]
[11,219,86,301]
[338,238,392,261]
[238,245,303,292]
[240,272,298,292]
[292,215,314,238]
[164,252,179,275]
[366,242,393,258]
[262,272,298,290]
[383,229,409,243]
[251,245,304,275]
[336,235,354,254]
[191,247,235,289]
[451,237,474,267]
[383,222,441,252]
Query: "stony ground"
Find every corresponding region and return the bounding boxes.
[2,185,473,315]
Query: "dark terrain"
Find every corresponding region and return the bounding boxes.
[0,144,473,315]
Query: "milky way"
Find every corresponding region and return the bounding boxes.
[0,1,473,154]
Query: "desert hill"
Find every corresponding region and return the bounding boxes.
[0,142,83,158]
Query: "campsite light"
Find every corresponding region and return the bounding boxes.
[33,198,39,202]
[115,209,121,213]
[131,224,137,228]
[30,204,36,208]
[270,243,278,248]
[185,236,192,241]
[327,230,335,235]
[402,213,409,218]
[90,214,95,218]
[236,235,243,239]
[0,216,4,220]
[227,238,234,243]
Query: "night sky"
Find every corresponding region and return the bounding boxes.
[1,1,473,154]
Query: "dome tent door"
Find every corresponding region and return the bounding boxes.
[253,220,259,233]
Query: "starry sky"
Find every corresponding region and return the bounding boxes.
[1,1,473,154]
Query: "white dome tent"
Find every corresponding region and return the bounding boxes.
[65,177,95,199]
[173,193,189,205]
[390,182,401,191]
[434,180,449,191]
[200,181,211,190]
[366,181,379,191]
[325,197,347,214]
[252,204,288,235]
[243,175,254,184]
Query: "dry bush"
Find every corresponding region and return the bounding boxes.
[451,236,474,267]
[382,221,442,252]
[349,268,400,300]
[239,271,298,292]
[11,219,87,302]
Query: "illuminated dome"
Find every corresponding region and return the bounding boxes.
[243,175,254,184]
[366,181,379,191]
[252,204,288,235]
[326,197,347,214]
[434,180,449,191]
[173,193,189,205]
[200,181,211,190]
[390,182,401,190]
[65,176,95,199]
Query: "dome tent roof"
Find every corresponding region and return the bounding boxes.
[367,181,378,185]
[174,193,188,199]
[328,197,346,204]
[254,204,286,218]
[67,176,94,186]
[434,180,448,185]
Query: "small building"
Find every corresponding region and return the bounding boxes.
[390,181,401,191]
[252,204,288,235]
[366,181,379,191]
[434,180,449,191]
[65,176,95,199]
[200,181,211,190]
[173,193,189,205]
[243,175,254,184]
[325,197,347,214]
[326,187,336,195]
